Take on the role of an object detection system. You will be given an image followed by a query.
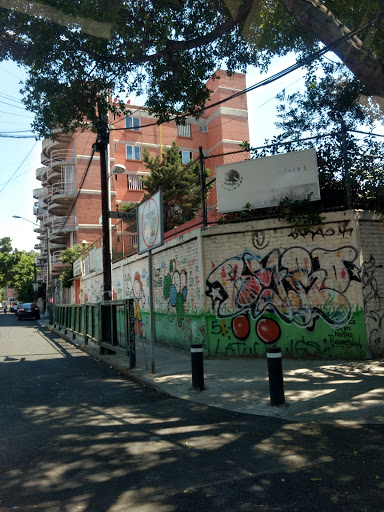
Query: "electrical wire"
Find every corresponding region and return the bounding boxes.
[0,141,38,197]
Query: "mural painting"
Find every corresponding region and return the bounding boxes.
[122,254,206,351]
[162,259,188,326]
[123,270,147,339]
[206,245,368,359]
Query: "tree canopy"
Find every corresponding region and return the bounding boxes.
[0,237,38,301]
[141,142,207,232]
[59,244,83,288]
[0,0,383,136]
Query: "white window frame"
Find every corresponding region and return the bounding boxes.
[181,151,193,164]
[177,123,191,137]
[126,145,141,160]
[198,125,208,133]
[127,174,144,190]
[125,116,141,131]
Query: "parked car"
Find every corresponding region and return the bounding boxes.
[17,303,40,320]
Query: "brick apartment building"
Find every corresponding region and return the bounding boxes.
[33,70,250,292]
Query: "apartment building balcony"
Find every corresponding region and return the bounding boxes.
[51,251,70,277]
[47,150,75,185]
[50,216,75,243]
[50,242,67,252]
[35,166,48,182]
[42,213,53,228]
[47,181,76,216]
[42,131,73,161]
[34,201,48,221]
[34,225,47,239]
[33,187,46,200]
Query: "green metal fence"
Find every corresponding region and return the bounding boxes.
[54,300,136,368]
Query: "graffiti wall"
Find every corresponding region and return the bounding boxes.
[120,239,206,351]
[76,210,384,359]
[359,213,384,358]
[204,213,368,359]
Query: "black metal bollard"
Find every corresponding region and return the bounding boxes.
[191,344,204,391]
[267,347,285,406]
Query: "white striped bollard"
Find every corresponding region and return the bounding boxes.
[191,343,204,391]
[267,347,285,406]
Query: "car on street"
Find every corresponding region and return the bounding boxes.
[17,303,40,321]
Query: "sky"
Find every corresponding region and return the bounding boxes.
[0,61,41,252]
[0,55,308,253]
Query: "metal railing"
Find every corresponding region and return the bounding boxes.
[53,300,136,367]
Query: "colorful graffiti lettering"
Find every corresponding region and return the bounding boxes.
[206,246,360,331]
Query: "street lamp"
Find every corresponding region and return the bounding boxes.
[107,164,126,178]
[12,215,38,226]
[12,215,51,320]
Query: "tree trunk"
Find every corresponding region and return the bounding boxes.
[279,0,384,99]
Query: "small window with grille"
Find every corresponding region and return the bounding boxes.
[127,174,144,190]
[177,123,191,137]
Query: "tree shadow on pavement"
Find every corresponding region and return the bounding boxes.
[0,335,383,512]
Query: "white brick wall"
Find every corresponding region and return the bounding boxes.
[77,210,374,359]
[358,211,384,357]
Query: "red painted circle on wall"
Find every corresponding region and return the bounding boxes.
[232,314,250,340]
[256,318,281,344]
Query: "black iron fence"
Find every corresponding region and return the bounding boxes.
[54,299,136,367]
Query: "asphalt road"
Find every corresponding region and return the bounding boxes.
[0,313,383,512]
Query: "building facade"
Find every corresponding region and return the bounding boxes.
[33,71,250,299]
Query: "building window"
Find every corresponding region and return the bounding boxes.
[125,116,141,131]
[198,125,208,133]
[180,151,193,164]
[126,145,141,160]
[127,174,144,190]
[177,123,191,137]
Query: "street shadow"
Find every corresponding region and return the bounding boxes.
[0,332,383,512]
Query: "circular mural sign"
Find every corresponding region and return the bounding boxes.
[137,190,164,254]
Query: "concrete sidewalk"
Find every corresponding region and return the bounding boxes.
[39,320,384,424]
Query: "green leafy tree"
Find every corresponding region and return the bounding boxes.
[11,252,37,302]
[59,245,84,288]
[0,237,16,289]
[0,1,382,137]
[141,142,207,232]
[0,238,38,300]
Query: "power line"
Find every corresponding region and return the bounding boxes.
[0,109,33,118]
[0,99,29,110]
[0,134,36,138]
[0,141,38,197]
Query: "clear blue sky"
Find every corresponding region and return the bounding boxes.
[0,56,306,253]
[0,61,41,252]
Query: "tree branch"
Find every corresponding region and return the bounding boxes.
[278,0,384,98]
